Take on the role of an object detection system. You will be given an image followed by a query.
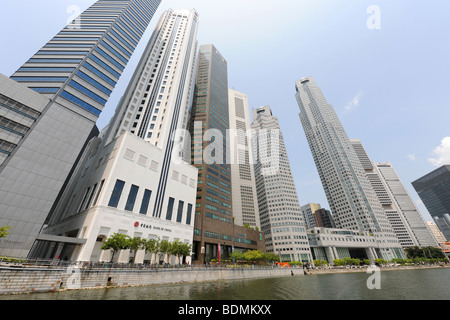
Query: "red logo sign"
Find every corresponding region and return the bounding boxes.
[134,222,139,228]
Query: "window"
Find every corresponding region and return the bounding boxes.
[166,197,175,220]
[60,90,101,116]
[125,184,139,211]
[93,179,105,206]
[186,204,193,225]
[108,179,125,208]
[176,200,184,223]
[139,189,152,215]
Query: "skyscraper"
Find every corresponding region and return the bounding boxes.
[350,140,437,248]
[28,8,199,264]
[189,45,265,264]
[0,0,162,258]
[251,105,312,263]
[412,165,450,240]
[295,76,404,260]
[228,89,260,230]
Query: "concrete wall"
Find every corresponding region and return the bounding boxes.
[0,266,298,295]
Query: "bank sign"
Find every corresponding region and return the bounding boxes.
[134,221,172,233]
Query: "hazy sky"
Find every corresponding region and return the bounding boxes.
[1,0,449,221]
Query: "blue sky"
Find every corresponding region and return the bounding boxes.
[1,0,449,221]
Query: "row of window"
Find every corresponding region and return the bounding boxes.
[107,179,193,225]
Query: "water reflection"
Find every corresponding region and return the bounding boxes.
[1,268,449,300]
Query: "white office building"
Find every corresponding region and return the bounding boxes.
[251,105,312,263]
[31,9,200,264]
[227,89,261,230]
[350,139,438,248]
[295,77,404,260]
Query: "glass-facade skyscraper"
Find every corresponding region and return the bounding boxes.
[412,165,450,240]
[295,76,404,260]
[0,0,161,258]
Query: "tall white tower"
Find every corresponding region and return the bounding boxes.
[251,105,312,263]
[295,77,405,260]
[228,89,261,230]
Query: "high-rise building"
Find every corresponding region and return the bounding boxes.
[412,165,450,240]
[0,0,162,258]
[251,105,312,263]
[350,140,437,248]
[189,45,265,265]
[295,76,404,260]
[426,221,447,245]
[313,208,335,228]
[28,8,200,264]
[301,203,321,229]
[228,89,260,230]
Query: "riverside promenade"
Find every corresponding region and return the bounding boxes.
[0,262,300,295]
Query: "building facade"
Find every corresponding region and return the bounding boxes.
[29,8,200,264]
[295,77,404,260]
[350,139,437,248]
[189,45,265,264]
[301,203,321,229]
[251,105,312,263]
[0,0,162,258]
[412,165,450,240]
[228,89,261,230]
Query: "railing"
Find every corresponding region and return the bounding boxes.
[0,257,288,271]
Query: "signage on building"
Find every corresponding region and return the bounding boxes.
[134,221,172,233]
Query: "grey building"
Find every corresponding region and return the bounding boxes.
[0,0,162,258]
[412,165,450,240]
[295,76,404,260]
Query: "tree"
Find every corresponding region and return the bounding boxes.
[172,240,191,265]
[143,238,160,265]
[0,226,12,239]
[159,239,172,264]
[100,233,131,263]
[128,237,145,264]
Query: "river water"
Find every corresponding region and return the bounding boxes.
[1,267,449,300]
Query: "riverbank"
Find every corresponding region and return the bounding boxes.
[0,265,296,296]
[304,264,449,275]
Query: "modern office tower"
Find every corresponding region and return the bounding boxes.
[228,89,261,230]
[412,165,450,240]
[28,9,199,264]
[251,105,312,263]
[295,77,404,260]
[313,208,335,228]
[189,45,265,265]
[350,140,437,248]
[0,0,161,258]
[426,221,447,245]
[301,203,321,229]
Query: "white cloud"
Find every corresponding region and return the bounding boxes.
[407,153,416,161]
[344,91,363,112]
[428,137,450,167]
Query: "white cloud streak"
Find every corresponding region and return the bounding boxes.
[428,137,450,167]
[344,91,363,112]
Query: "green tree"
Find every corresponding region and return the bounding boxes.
[143,238,160,265]
[100,233,131,263]
[159,239,172,264]
[0,226,12,238]
[128,237,145,264]
[172,240,191,265]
